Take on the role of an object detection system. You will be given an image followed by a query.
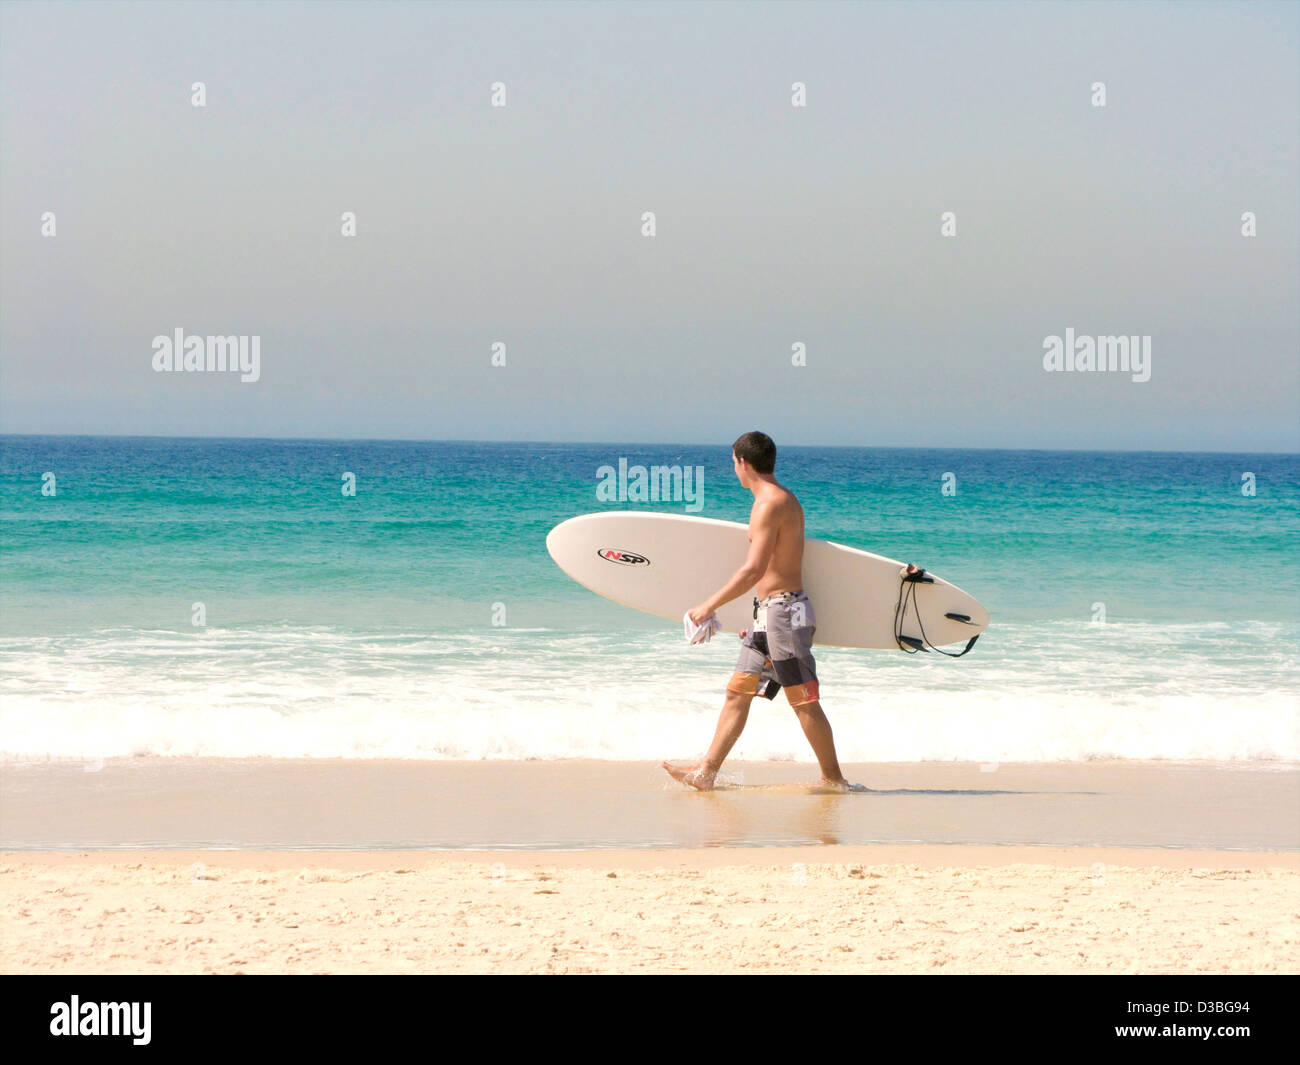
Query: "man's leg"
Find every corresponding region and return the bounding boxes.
[790,698,847,786]
[774,596,853,788]
[662,686,755,791]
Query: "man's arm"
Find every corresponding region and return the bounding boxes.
[687,500,779,623]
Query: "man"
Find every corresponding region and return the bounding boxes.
[662,431,855,791]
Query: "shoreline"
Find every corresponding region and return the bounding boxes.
[6,843,1297,868]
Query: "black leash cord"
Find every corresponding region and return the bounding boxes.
[894,570,980,658]
[893,575,920,654]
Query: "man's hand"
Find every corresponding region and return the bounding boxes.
[687,604,713,626]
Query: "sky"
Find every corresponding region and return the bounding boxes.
[2,0,1297,451]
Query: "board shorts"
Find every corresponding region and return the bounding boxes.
[727,590,820,707]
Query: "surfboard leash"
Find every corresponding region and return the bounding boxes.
[893,565,980,658]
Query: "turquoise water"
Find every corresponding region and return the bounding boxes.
[2,436,1297,762]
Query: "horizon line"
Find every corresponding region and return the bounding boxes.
[0,432,1296,458]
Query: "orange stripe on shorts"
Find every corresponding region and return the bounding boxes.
[726,672,761,696]
[784,681,820,707]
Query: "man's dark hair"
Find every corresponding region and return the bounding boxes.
[733,431,776,474]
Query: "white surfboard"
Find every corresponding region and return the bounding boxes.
[546,511,988,651]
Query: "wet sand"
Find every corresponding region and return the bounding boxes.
[2,758,1296,851]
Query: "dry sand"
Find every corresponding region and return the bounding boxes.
[3,846,1297,974]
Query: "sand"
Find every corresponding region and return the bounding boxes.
[3,758,1297,850]
[2,846,1297,974]
[2,759,1297,974]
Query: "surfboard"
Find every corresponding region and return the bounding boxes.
[545,511,989,651]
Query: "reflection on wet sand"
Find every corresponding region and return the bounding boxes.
[2,758,1293,852]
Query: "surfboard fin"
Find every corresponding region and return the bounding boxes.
[897,635,928,652]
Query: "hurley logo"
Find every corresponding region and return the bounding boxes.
[49,996,151,1045]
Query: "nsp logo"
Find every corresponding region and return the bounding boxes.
[597,548,649,567]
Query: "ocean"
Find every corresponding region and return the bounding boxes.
[2,436,1296,764]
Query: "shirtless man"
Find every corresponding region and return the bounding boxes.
[662,431,852,791]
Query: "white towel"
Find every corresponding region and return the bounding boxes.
[683,611,721,645]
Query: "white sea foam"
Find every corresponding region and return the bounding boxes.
[1,624,1297,763]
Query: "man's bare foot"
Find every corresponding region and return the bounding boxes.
[661,761,718,791]
[814,777,870,793]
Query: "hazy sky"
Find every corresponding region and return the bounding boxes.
[2,0,1296,451]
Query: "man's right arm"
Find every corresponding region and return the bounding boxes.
[687,499,778,621]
